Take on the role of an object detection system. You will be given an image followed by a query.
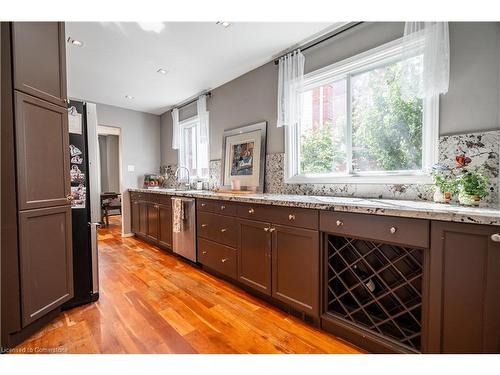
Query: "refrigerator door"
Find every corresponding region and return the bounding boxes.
[86,103,100,296]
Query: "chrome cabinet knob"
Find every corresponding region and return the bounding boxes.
[248,208,255,214]
[288,214,296,221]
[202,250,207,255]
[201,203,206,207]
[264,227,270,232]
[201,224,207,228]
[269,227,276,233]
[491,233,500,242]
[390,226,397,234]
[336,220,343,227]
[221,228,227,233]
[220,205,225,210]
[221,258,228,263]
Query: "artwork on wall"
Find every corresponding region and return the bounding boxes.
[221,121,267,192]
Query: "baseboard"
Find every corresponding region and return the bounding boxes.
[122,232,135,238]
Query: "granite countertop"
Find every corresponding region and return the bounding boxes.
[129,188,500,226]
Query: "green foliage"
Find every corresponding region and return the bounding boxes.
[455,171,490,198]
[300,122,345,174]
[351,62,423,171]
[432,173,458,194]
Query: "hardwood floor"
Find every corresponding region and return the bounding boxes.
[14,216,362,354]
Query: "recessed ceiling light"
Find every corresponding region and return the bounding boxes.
[125,95,135,100]
[67,37,84,47]
[216,21,231,28]
[157,68,168,75]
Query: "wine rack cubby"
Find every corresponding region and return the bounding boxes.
[325,234,424,352]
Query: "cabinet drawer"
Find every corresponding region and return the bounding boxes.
[197,211,239,248]
[197,199,238,216]
[237,203,318,230]
[197,238,237,280]
[320,211,429,249]
[157,194,172,207]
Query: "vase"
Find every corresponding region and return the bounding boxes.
[458,191,481,206]
[433,187,451,203]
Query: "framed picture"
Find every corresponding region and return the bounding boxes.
[221,121,267,192]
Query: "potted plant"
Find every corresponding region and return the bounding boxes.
[432,173,456,203]
[455,171,490,206]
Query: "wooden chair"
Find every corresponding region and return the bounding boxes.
[101,192,122,227]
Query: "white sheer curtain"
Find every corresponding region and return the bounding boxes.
[401,22,450,99]
[171,107,180,150]
[277,50,305,128]
[197,94,209,178]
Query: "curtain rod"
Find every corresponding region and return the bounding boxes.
[273,22,364,65]
[171,91,212,112]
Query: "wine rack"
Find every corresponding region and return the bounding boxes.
[325,234,424,352]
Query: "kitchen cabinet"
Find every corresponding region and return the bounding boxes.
[131,200,140,234]
[18,206,73,327]
[426,221,500,353]
[158,204,172,249]
[138,201,148,238]
[238,219,272,295]
[11,22,67,107]
[146,203,159,242]
[272,224,319,316]
[15,91,71,210]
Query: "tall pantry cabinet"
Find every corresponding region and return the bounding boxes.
[1,22,73,348]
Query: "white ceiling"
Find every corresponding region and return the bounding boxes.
[65,22,338,115]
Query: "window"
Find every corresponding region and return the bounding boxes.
[178,116,209,180]
[285,37,438,184]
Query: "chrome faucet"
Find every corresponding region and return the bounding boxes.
[174,166,191,190]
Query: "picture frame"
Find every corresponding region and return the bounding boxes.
[221,121,267,193]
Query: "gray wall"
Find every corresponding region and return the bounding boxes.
[98,134,120,193]
[161,22,500,165]
[96,103,161,234]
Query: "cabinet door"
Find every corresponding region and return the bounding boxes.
[272,225,319,316]
[147,203,159,242]
[238,219,272,295]
[426,221,500,353]
[15,92,70,210]
[11,22,67,107]
[138,201,148,237]
[18,206,73,327]
[131,200,140,234]
[158,204,172,249]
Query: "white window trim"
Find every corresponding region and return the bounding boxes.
[178,115,209,181]
[285,36,439,185]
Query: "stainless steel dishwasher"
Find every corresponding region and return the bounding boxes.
[172,197,197,262]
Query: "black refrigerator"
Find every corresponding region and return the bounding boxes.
[63,100,100,309]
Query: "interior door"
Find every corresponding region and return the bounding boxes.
[15,91,70,210]
[238,218,272,295]
[18,206,73,327]
[11,22,67,107]
[271,224,319,316]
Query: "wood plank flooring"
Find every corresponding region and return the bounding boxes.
[14,216,362,354]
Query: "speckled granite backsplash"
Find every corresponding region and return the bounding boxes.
[160,130,499,207]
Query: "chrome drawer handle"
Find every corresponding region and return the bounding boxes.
[220,228,227,233]
[201,203,206,207]
[269,227,276,233]
[491,233,500,242]
[288,214,296,221]
[336,220,343,227]
[221,258,228,263]
[264,227,270,232]
[390,226,397,234]
[202,250,207,255]
[201,224,207,228]
[220,205,225,210]
[248,208,255,214]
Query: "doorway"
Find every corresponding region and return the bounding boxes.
[97,125,122,230]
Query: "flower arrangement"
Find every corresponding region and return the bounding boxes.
[431,154,490,206]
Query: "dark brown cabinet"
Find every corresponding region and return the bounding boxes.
[15,91,70,210]
[426,221,500,353]
[138,201,148,238]
[146,203,159,242]
[11,22,67,107]
[272,225,319,316]
[238,219,272,295]
[18,206,73,327]
[158,204,172,249]
[131,200,140,234]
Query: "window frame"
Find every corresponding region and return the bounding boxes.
[178,115,209,181]
[285,36,439,185]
